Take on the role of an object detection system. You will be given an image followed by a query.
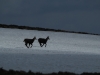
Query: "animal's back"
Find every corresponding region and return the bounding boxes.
[38,38,46,43]
[24,39,33,43]
[23,39,28,42]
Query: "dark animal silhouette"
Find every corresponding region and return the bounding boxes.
[23,37,36,48]
[38,36,50,47]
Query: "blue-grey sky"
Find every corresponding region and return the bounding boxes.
[0,0,100,34]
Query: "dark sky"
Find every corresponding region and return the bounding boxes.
[0,0,100,34]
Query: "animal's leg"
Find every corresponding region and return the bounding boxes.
[30,43,33,48]
[25,43,27,47]
[40,44,42,47]
[29,43,32,48]
[39,43,42,47]
[28,43,31,48]
[25,43,29,48]
[41,43,44,47]
[27,43,30,48]
[45,44,47,47]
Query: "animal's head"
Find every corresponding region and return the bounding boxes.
[33,36,36,40]
[47,36,50,40]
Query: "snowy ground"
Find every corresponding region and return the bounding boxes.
[0,28,100,74]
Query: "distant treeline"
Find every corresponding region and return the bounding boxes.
[0,24,99,35]
[0,68,100,75]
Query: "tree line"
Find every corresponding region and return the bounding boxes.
[0,24,100,35]
[0,67,100,75]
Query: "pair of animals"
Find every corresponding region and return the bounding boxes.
[23,36,50,48]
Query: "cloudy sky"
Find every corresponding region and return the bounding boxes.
[0,0,100,34]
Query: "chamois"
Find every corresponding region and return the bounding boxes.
[38,36,50,47]
[23,37,36,48]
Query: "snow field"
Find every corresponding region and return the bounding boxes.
[0,28,100,73]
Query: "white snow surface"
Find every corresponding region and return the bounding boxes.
[0,28,100,74]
